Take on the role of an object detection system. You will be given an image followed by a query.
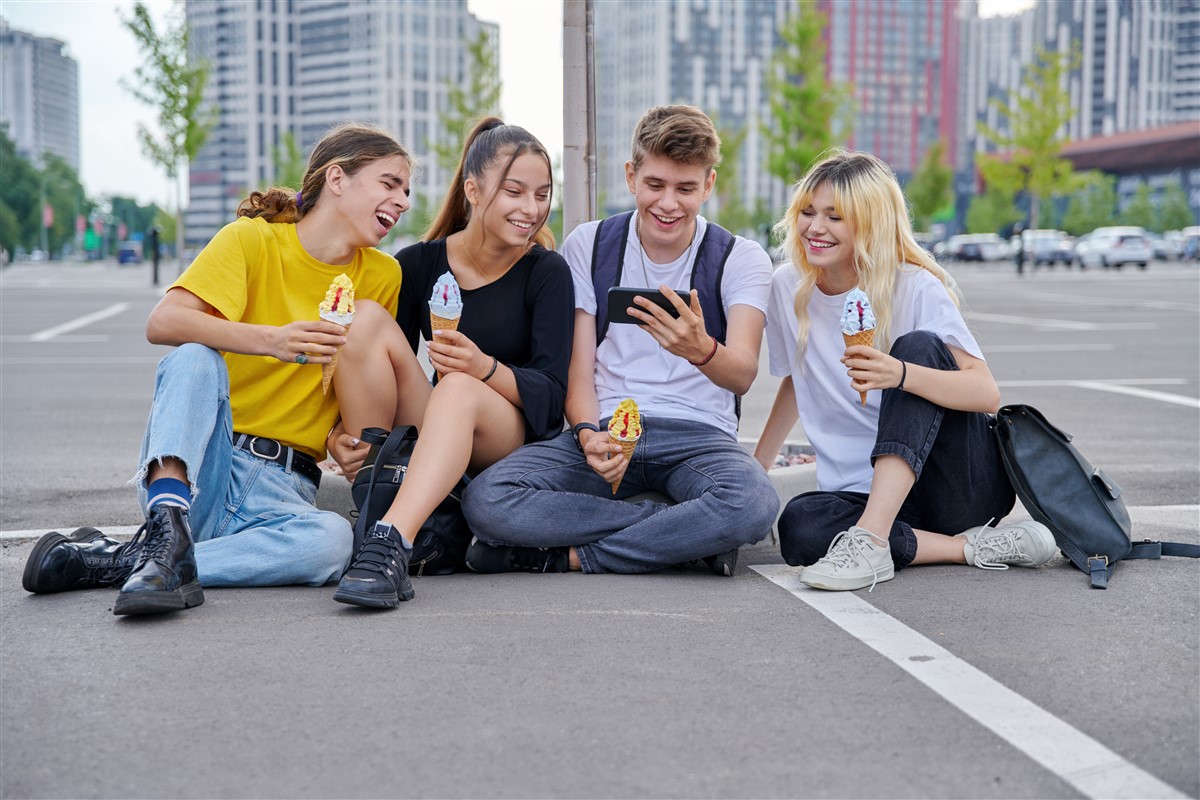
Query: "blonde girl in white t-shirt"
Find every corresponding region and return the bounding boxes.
[754,149,1057,592]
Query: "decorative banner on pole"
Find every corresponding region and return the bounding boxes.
[43,204,54,228]
[76,215,86,235]
[117,222,127,241]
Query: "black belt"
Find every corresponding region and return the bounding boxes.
[232,433,322,488]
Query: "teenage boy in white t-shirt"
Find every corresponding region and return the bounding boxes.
[461,105,778,575]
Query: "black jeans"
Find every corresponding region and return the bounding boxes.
[778,331,1015,569]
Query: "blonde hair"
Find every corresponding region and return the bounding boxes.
[425,116,555,250]
[630,105,721,172]
[775,148,960,361]
[238,123,413,223]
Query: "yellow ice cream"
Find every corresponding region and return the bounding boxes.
[608,398,642,440]
[319,273,355,321]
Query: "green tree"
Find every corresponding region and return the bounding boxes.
[432,30,501,178]
[763,2,852,184]
[1121,183,1156,230]
[1159,179,1195,231]
[121,1,216,266]
[906,139,954,231]
[712,121,754,236]
[976,48,1078,229]
[40,154,90,255]
[966,186,1021,234]
[271,131,306,190]
[1060,171,1116,235]
[0,126,41,255]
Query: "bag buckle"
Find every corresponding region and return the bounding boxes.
[1088,555,1109,567]
[249,436,282,461]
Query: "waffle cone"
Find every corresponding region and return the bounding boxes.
[609,434,639,495]
[430,313,461,380]
[843,329,875,406]
[321,322,351,395]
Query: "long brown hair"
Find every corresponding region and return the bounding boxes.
[237,123,413,223]
[424,117,555,250]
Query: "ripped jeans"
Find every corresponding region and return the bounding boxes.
[134,344,351,587]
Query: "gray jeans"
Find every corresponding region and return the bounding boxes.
[463,416,779,573]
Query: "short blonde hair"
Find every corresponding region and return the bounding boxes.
[630,105,721,172]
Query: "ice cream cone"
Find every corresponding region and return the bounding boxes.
[320,321,350,395]
[430,313,460,380]
[842,329,875,406]
[609,434,639,495]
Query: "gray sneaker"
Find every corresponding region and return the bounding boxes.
[800,526,894,592]
[957,520,1058,570]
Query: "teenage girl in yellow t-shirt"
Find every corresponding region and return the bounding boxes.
[21,123,411,616]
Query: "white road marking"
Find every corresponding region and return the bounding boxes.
[752,564,1189,800]
[986,343,1114,353]
[0,356,158,366]
[0,334,109,343]
[995,378,1199,408]
[967,311,1156,331]
[28,302,129,342]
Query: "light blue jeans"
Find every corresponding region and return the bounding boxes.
[134,344,352,587]
[462,416,779,573]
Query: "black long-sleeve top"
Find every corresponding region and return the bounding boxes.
[394,239,575,443]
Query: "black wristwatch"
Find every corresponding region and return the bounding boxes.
[571,422,601,451]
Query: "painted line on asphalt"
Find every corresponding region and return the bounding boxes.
[986,343,1114,353]
[751,564,1188,800]
[995,378,1199,409]
[1,524,142,541]
[0,356,158,366]
[0,334,109,343]
[967,311,1156,331]
[28,302,129,341]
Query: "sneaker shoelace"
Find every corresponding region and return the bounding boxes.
[972,527,1029,570]
[819,529,888,592]
[349,537,403,578]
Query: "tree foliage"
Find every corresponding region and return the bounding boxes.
[433,29,501,179]
[0,127,93,259]
[271,131,306,191]
[1158,179,1195,231]
[120,1,216,263]
[1060,171,1116,235]
[976,48,1077,229]
[1121,184,1156,230]
[906,139,954,231]
[966,186,1021,234]
[763,2,852,185]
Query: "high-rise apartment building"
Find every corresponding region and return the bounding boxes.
[593,0,798,219]
[0,17,80,172]
[185,0,497,247]
[817,0,960,181]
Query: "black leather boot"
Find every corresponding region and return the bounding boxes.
[113,506,204,616]
[22,527,144,593]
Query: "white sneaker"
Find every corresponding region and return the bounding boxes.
[957,520,1058,570]
[800,526,894,592]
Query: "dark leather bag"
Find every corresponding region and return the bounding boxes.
[350,426,472,576]
[991,404,1198,588]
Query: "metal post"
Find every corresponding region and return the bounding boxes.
[562,0,596,238]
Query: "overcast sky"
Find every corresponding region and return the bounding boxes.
[2,0,1027,209]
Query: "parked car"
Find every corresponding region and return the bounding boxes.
[1023,229,1074,267]
[117,241,142,264]
[1073,227,1152,269]
[944,233,1010,262]
[1181,226,1200,262]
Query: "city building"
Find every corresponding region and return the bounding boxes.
[0,16,80,172]
[185,0,497,248]
[961,0,1200,223]
[592,0,798,222]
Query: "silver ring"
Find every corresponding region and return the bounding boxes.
[295,353,308,365]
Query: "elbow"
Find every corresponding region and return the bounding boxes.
[730,364,759,396]
[145,309,174,346]
[980,384,1002,415]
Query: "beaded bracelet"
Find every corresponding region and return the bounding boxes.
[689,336,719,367]
[481,356,498,383]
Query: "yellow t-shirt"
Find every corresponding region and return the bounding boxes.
[173,216,400,459]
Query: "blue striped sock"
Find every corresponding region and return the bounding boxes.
[148,477,191,511]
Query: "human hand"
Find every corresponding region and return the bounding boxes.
[579,428,628,485]
[428,329,490,380]
[628,287,712,363]
[271,320,347,365]
[842,345,904,396]
[326,423,370,482]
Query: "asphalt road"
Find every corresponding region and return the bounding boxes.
[1,257,1197,799]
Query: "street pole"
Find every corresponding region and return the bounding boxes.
[562,0,596,239]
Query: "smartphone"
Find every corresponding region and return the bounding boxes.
[607,286,689,325]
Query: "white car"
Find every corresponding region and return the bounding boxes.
[944,233,1010,262]
[1073,227,1153,270]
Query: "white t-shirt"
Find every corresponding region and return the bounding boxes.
[564,215,772,436]
[766,263,984,493]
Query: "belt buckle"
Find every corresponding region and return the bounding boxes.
[248,436,282,462]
